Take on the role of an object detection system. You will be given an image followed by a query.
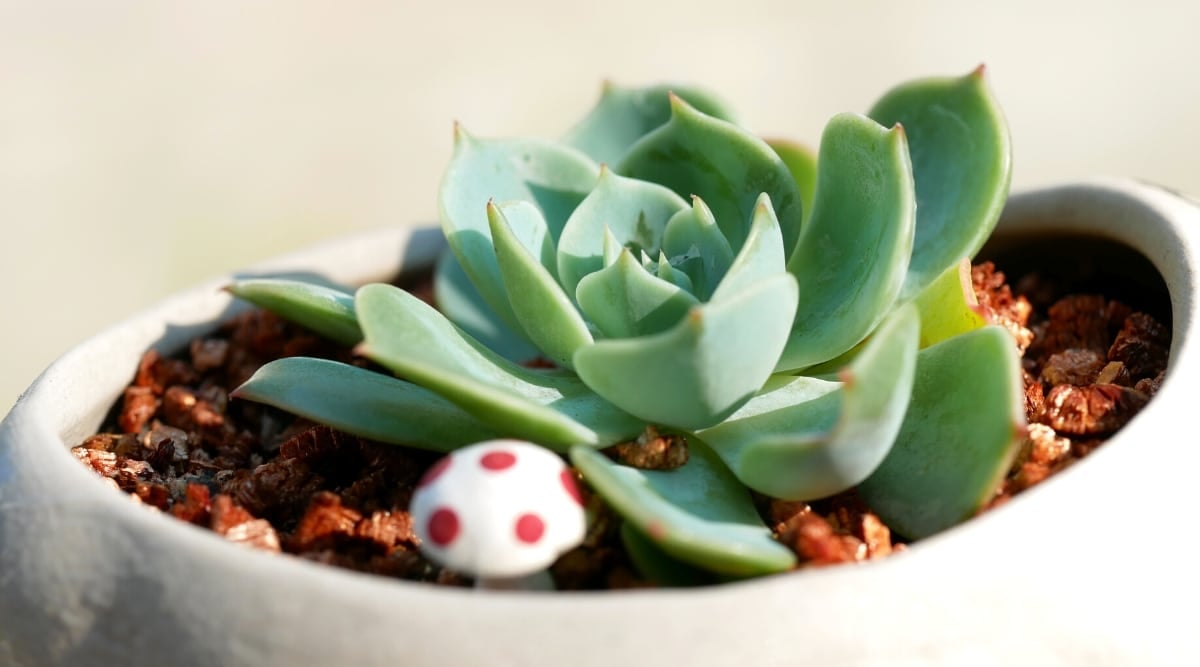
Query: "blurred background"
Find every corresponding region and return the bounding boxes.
[3,0,1198,414]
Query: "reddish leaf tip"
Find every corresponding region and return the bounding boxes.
[838,368,856,388]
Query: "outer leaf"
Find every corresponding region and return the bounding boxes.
[556,168,689,300]
[700,304,920,500]
[355,284,643,449]
[489,203,593,368]
[562,82,740,166]
[868,65,1013,300]
[795,337,869,380]
[778,113,915,371]
[617,95,802,254]
[232,357,499,451]
[802,258,982,374]
[661,196,734,300]
[574,273,799,430]
[570,443,796,577]
[439,129,599,332]
[856,325,1025,539]
[575,249,699,339]
[911,258,988,347]
[433,249,540,363]
[226,279,360,347]
[767,138,817,229]
[620,523,717,587]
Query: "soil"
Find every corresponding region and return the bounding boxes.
[71,261,1170,590]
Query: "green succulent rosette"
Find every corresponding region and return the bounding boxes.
[229,69,1025,578]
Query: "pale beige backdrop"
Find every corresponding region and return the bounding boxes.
[2,0,1197,414]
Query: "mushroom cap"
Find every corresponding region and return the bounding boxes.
[410,439,586,579]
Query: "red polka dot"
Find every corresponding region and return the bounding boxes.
[426,507,460,546]
[480,450,516,471]
[514,513,545,544]
[419,457,452,488]
[559,469,584,506]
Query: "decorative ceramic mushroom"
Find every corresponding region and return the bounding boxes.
[410,439,587,590]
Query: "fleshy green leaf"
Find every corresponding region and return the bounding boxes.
[562,82,740,166]
[439,129,599,332]
[868,65,1012,300]
[575,249,700,339]
[699,304,920,500]
[767,138,817,229]
[793,337,869,380]
[570,442,796,577]
[654,251,694,293]
[620,523,718,587]
[488,200,559,277]
[355,283,643,449]
[489,202,593,368]
[801,258,980,374]
[911,258,988,347]
[661,196,734,300]
[574,272,798,430]
[856,325,1025,539]
[617,95,802,254]
[232,357,499,451]
[778,113,915,371]
[601,226,624,266]
[226,279,360,347]
[710,194,787,301]
[433,249,540,363]
[556,168,689,300]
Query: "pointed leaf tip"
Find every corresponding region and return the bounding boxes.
[867,69,1011,301]
[667,91,695,115]
[971,63,987,79]
[838,367,855,388]
[754,192,774,215]
[563,82,738,165]
[618,101,803,254]
[487,200,594,369]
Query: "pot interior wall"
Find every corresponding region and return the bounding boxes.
[978,232,1171,326]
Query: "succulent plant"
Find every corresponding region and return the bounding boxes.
[229,67,1026,581]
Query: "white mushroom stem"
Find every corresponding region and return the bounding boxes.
[474,569,556,592]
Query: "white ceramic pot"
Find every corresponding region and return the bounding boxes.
[2,178,1198,666]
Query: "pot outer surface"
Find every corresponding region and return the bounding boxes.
[2,179,1199,667]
